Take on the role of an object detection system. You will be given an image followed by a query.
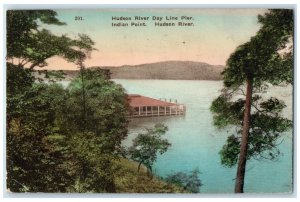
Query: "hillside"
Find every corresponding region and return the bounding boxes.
[59,61,224,80]
[97,61,224,80]
[114,158,187,193]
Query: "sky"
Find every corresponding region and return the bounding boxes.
[42,8,267,70]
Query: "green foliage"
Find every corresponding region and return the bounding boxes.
[257,10,293,85]
[164,168,203,193]
[41,70,66,82]
[255,51,293,86]
[65,68,129,148]
[213,90,292,168]
[258,9,293,42]
[223,9,293,88]
[7,9,169,193]
[128,124,171,174]
[6,10,95,69]
[211,9,293,168]
[113,158,186,193]
[6,9,123,192]
[6,63,34,96]
[7,83,72,192]
[60,69,129,192]
[59,69,129,192]
[6,67,130,192]
[6,10,65,59]
[219,135,241,167]
[259,97,286,113]
[6,65,182,192]
[210,95,244,128]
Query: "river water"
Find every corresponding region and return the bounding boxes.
[115,79,293,193]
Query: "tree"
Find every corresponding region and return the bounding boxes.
[128,124,171,177]
[6,9,95,130]
[57,68,130,192]
[7,67,130,192]
[6,10,129,192]
[7,83,73,192]
[210,9,293,193]
[6,10,94,69]
[164,168,202,193]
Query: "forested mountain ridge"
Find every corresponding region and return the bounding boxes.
[60,61,224,80]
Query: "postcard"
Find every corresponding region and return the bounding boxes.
[5,7,294,194]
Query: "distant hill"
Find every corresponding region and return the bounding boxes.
[64,61,225,80]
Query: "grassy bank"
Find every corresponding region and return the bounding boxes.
[114,158,187,193]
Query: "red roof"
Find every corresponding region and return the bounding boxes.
[128,94,177,107]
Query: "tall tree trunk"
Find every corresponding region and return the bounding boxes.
[79,59,87,131]
[137,162,142,174]
[235,77,253,193]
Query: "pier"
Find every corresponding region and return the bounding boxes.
[128,94,186,118]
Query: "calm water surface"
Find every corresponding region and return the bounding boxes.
[114,79,293,193]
